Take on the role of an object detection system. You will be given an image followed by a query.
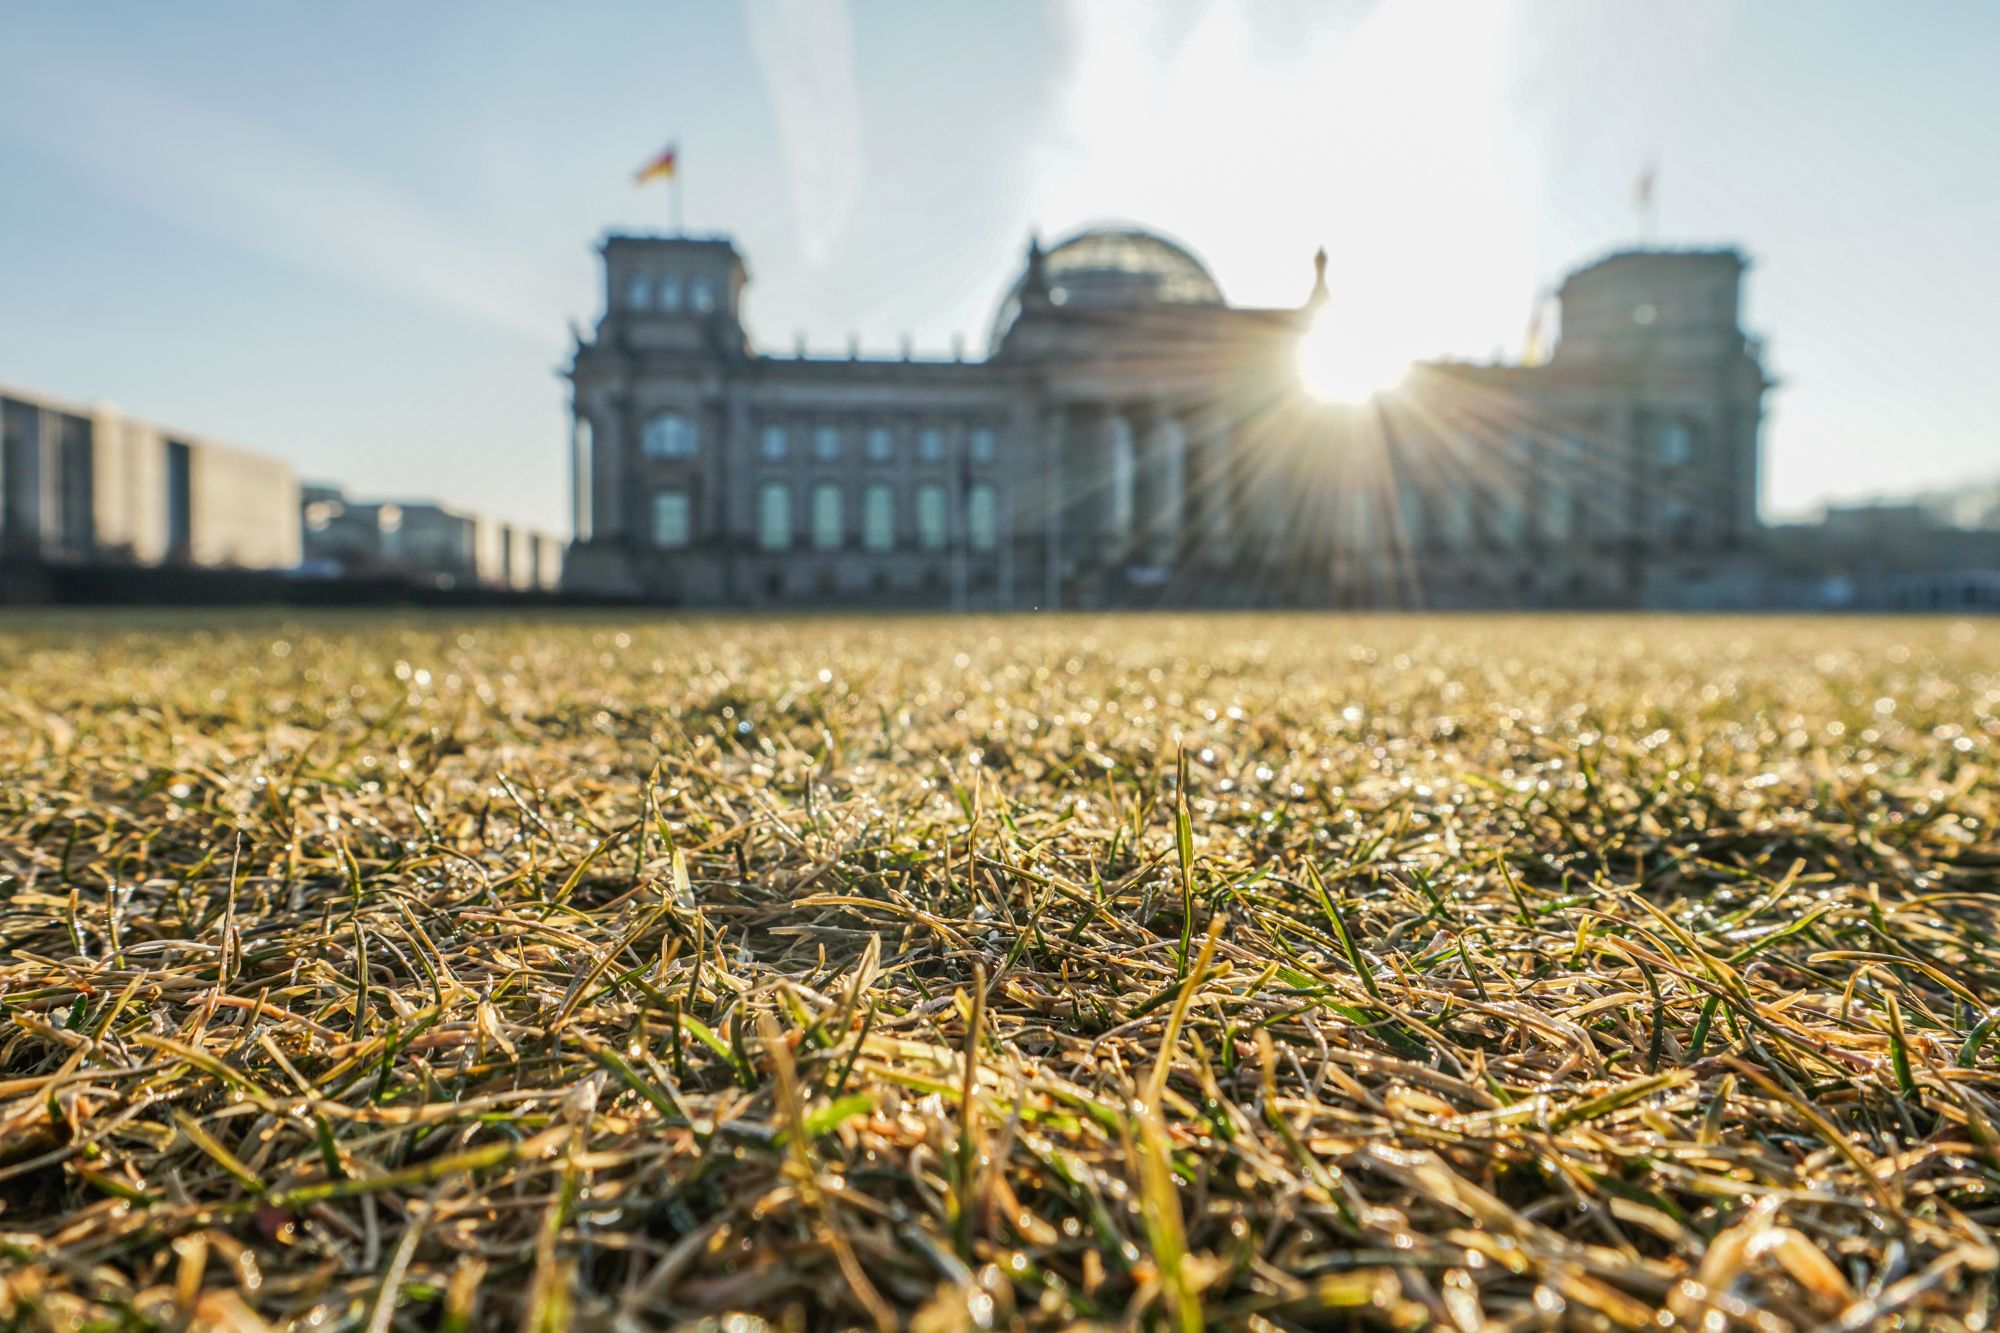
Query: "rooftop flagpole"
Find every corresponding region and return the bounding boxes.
[1635,156,1659,244]
[634,141,681,234]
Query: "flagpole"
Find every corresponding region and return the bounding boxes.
[672,165,684,236]
[1635,157,1659,245]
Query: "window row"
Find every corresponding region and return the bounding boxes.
[1346,484,1705,547]
[650,483,999,553]
[624,274,717,314]
[637,411,1003,465]
[760,422,999,465]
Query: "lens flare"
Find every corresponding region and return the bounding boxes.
[1295,312,1412,404]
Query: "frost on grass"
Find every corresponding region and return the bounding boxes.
[1,613,1998,1330]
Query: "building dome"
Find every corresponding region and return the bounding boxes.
[988,224,1224,352]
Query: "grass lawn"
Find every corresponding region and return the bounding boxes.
[2,611,1997,1330]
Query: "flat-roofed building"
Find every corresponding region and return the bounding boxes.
[1,383,300,570]
[563,225,1772,608]
[303,484,562,591]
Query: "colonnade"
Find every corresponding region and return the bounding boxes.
[1036,402,1251,606]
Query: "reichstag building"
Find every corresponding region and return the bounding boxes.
[563,223,1769,608]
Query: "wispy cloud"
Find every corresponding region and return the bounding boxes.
[744,0,866,267]
[0,38,570,342]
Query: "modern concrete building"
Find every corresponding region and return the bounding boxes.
[564,224,1772,608]
[1762,498,2000,610]
[1,382,300,570]
[302,484,563,591]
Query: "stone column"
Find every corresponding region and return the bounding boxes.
[1151,412,1186,563]
[568,406,593,542]
[1000,403,1036,607]
[1041,405,1065,610]
[1062,403,1105,571]
[621,395,649,545]
[587,389,627,541]
[1103,408,1135,548]
[723,395,752,598]
[1187,416,1233,564]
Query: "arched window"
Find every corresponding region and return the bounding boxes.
[658,277,683,312]
[811,483,844,550]
[758,483,792,551]
[863,484,896,551]
[642,411,698,460]
[626,275,652,310]
[691,279,715,313]
[967,484,998,552]
[915,484,948,550]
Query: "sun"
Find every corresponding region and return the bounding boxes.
[1294,310,1413,404]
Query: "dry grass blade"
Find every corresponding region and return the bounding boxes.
[0,610,1993,1329]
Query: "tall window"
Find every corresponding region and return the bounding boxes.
[1345,489,1374,551]
[1397,485,1425,545]
[967,484,998,552]
[659,277,683,312]
[918,427,946,463]
[1544,485,1576,543]
[915,484,948,550]
[1657,420,1695,466]
[811,483,844,550]
[642,411,698,459]
[865,426,894,462]
[813,425,842,462]
[1494,487,1526,545]
[969,427,998,464]
[1443,489,1476,549]
[1661,499,1695,544]
[652,489,692,549]
[52,410,92,544]
[760,424,789,461]
[863,484,896,551]
[758,483,792,551]
[626,275,652,310]
[691,279,715,313]
[1547,435,1586,541]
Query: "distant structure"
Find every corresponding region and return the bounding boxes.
[1,382,299,571]
[301,485,563,592]
[563,225,1772,608]
[1765,496,2000,611]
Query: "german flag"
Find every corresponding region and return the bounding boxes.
[634,144,678,185]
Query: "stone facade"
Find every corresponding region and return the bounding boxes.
[1,382,300,571]
[564,227,1770,608]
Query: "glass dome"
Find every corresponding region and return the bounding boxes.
[988,225,1224,352]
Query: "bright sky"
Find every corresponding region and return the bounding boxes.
[3,1,1994,532]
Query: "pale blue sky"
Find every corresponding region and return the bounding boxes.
[2,2,1994,531]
